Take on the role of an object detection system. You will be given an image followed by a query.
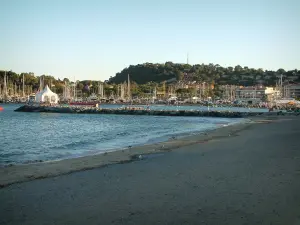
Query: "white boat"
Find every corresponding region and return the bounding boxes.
[28,94,36,102]
[87,93,98,101]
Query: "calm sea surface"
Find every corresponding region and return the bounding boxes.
[0,104,247,166]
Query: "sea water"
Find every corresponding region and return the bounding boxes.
[0,104,245,165]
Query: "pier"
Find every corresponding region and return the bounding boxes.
[14,104,298,118]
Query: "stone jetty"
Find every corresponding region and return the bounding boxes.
[14,104,298,118]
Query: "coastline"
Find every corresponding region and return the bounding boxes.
[0,116,275,188]
[1,115,300,225]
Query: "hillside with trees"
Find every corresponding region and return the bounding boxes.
[109,62,300,86]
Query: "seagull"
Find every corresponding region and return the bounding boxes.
[128,146,132,149]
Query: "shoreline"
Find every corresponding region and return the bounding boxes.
[0,117,266,188]
[1,115,300,224]
[0,116,244,167]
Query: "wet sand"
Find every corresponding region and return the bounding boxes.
[1,116,300,224]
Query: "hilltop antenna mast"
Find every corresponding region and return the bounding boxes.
[187,52,189,65]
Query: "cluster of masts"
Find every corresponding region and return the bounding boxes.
[1,70,289,102]
[61,74,137,102]
[0,71,26,100]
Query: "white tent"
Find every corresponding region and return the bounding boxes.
[36,85,59,104]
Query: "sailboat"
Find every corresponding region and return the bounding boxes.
[87,93,98,101]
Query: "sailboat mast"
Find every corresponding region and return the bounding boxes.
[22,73,25,97]
[39,76,42,91]
[74,77,76,101]
[127,74,131,100]
[4,71,7,98]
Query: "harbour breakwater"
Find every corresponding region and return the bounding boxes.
[14,105,297,118]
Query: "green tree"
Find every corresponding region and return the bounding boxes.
[175,70,184,81]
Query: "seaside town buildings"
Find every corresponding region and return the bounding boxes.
[283,83,300,98]
[234,86,280,103]
[1,69,299,104]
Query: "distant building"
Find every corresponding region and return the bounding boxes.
[241,74,254,79]
[183,72,194,82]
[235,85,277,103]
[283,83,300,98]
[221,74,229,78]
[286,76,299,82]
[265,87,280,102]
[165,78,177,83]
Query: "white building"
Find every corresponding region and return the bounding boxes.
[235,86,278,103]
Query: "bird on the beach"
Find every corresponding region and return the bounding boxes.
[138,155,143,160]
[128,145,132,149]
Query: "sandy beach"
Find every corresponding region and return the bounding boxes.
[1,115,300,225]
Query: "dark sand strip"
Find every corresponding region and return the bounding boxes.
[0,116,300,225]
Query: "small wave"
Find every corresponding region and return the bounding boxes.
[0,151,25,157]
[49,139,95,150]
[116,131,130,136]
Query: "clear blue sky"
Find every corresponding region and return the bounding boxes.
[1,0,299,81]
